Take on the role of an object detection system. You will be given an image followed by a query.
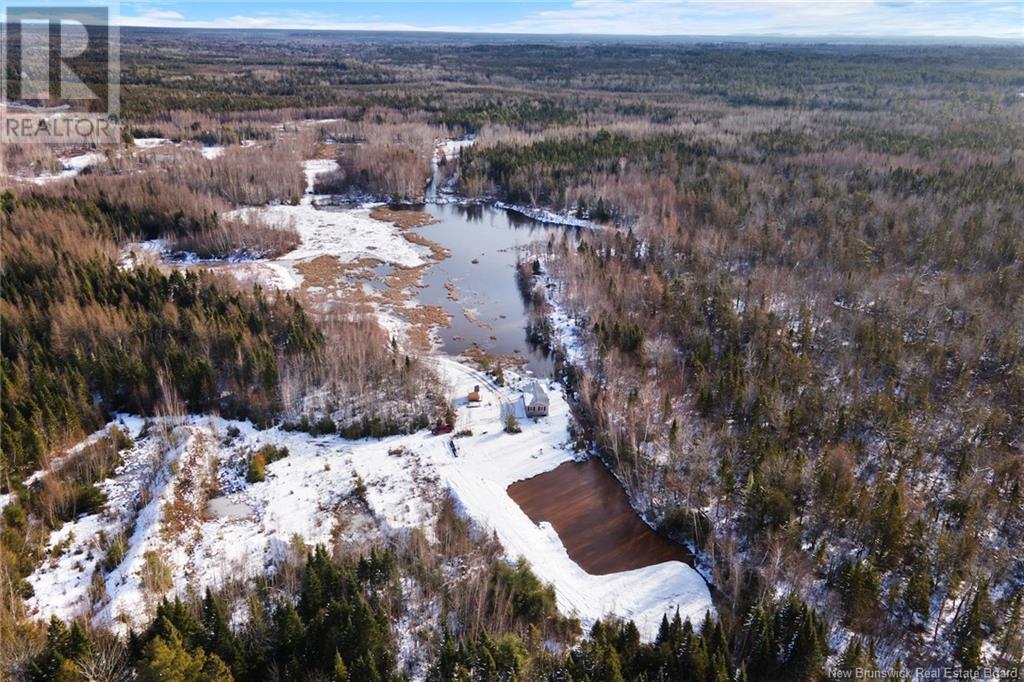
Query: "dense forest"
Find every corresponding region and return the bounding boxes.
[491,43,1023,671]
[0,190,318,472]
[13,506,830,682]
[2,29,1022,680]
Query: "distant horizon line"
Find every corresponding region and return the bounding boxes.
[112,25,1023,45]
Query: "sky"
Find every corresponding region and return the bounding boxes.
[114,0,1023,40]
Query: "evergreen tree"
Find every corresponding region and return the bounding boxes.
[904,561,933,622]
[201,589,241,675]
[333,651,349,682]
[838,559,880,627]
[835,639,865,678]
[954,583,992,669]
[745,606,777,681]
[439,627,458,681]
[136,620,232,682]
[273,603,305,670]
[30,617,92,682]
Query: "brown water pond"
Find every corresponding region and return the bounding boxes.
[507,458,695,575]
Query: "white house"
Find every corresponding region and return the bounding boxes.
[524,382,549,418]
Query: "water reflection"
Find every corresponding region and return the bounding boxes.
[410,200,579,377]
[454,202,485,222]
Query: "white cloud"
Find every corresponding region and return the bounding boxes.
[117,12,430,31]
[136,9,184,21]
[495,0,1022,38]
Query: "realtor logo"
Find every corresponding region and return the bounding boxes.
[1,3,120,144]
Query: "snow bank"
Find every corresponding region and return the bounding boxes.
[493,201,595,229]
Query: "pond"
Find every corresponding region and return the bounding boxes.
[206,496,254,520]
[415,201,579,377]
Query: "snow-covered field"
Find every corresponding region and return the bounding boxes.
[235,204,426,268]
[14,151,107,184]
[25,360,712,642]
[215,159,430,288]
[120,158,432,293]
[432,360,712,639]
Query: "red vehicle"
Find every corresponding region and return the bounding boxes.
[431,421,454,435]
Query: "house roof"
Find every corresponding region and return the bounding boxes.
[526,382,549,406]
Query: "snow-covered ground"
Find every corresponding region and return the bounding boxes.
[25,361,711,642]
[215,260,303,291]
[200,145,225,159]
[241,159,426,269]
[132,137,173,148]
[16,151,107,184]
[432,359,712,639]
[427,136,473,202]
[26,416,151,620]
[132,138,222,159]
[120,158,431,292]
[493,201,595,229]
[24,414,357,631]
[10,138,221,185]
[211,158,430,288]
[303,158,340,194]
[437,137,475,163]
[245,203,427,267]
